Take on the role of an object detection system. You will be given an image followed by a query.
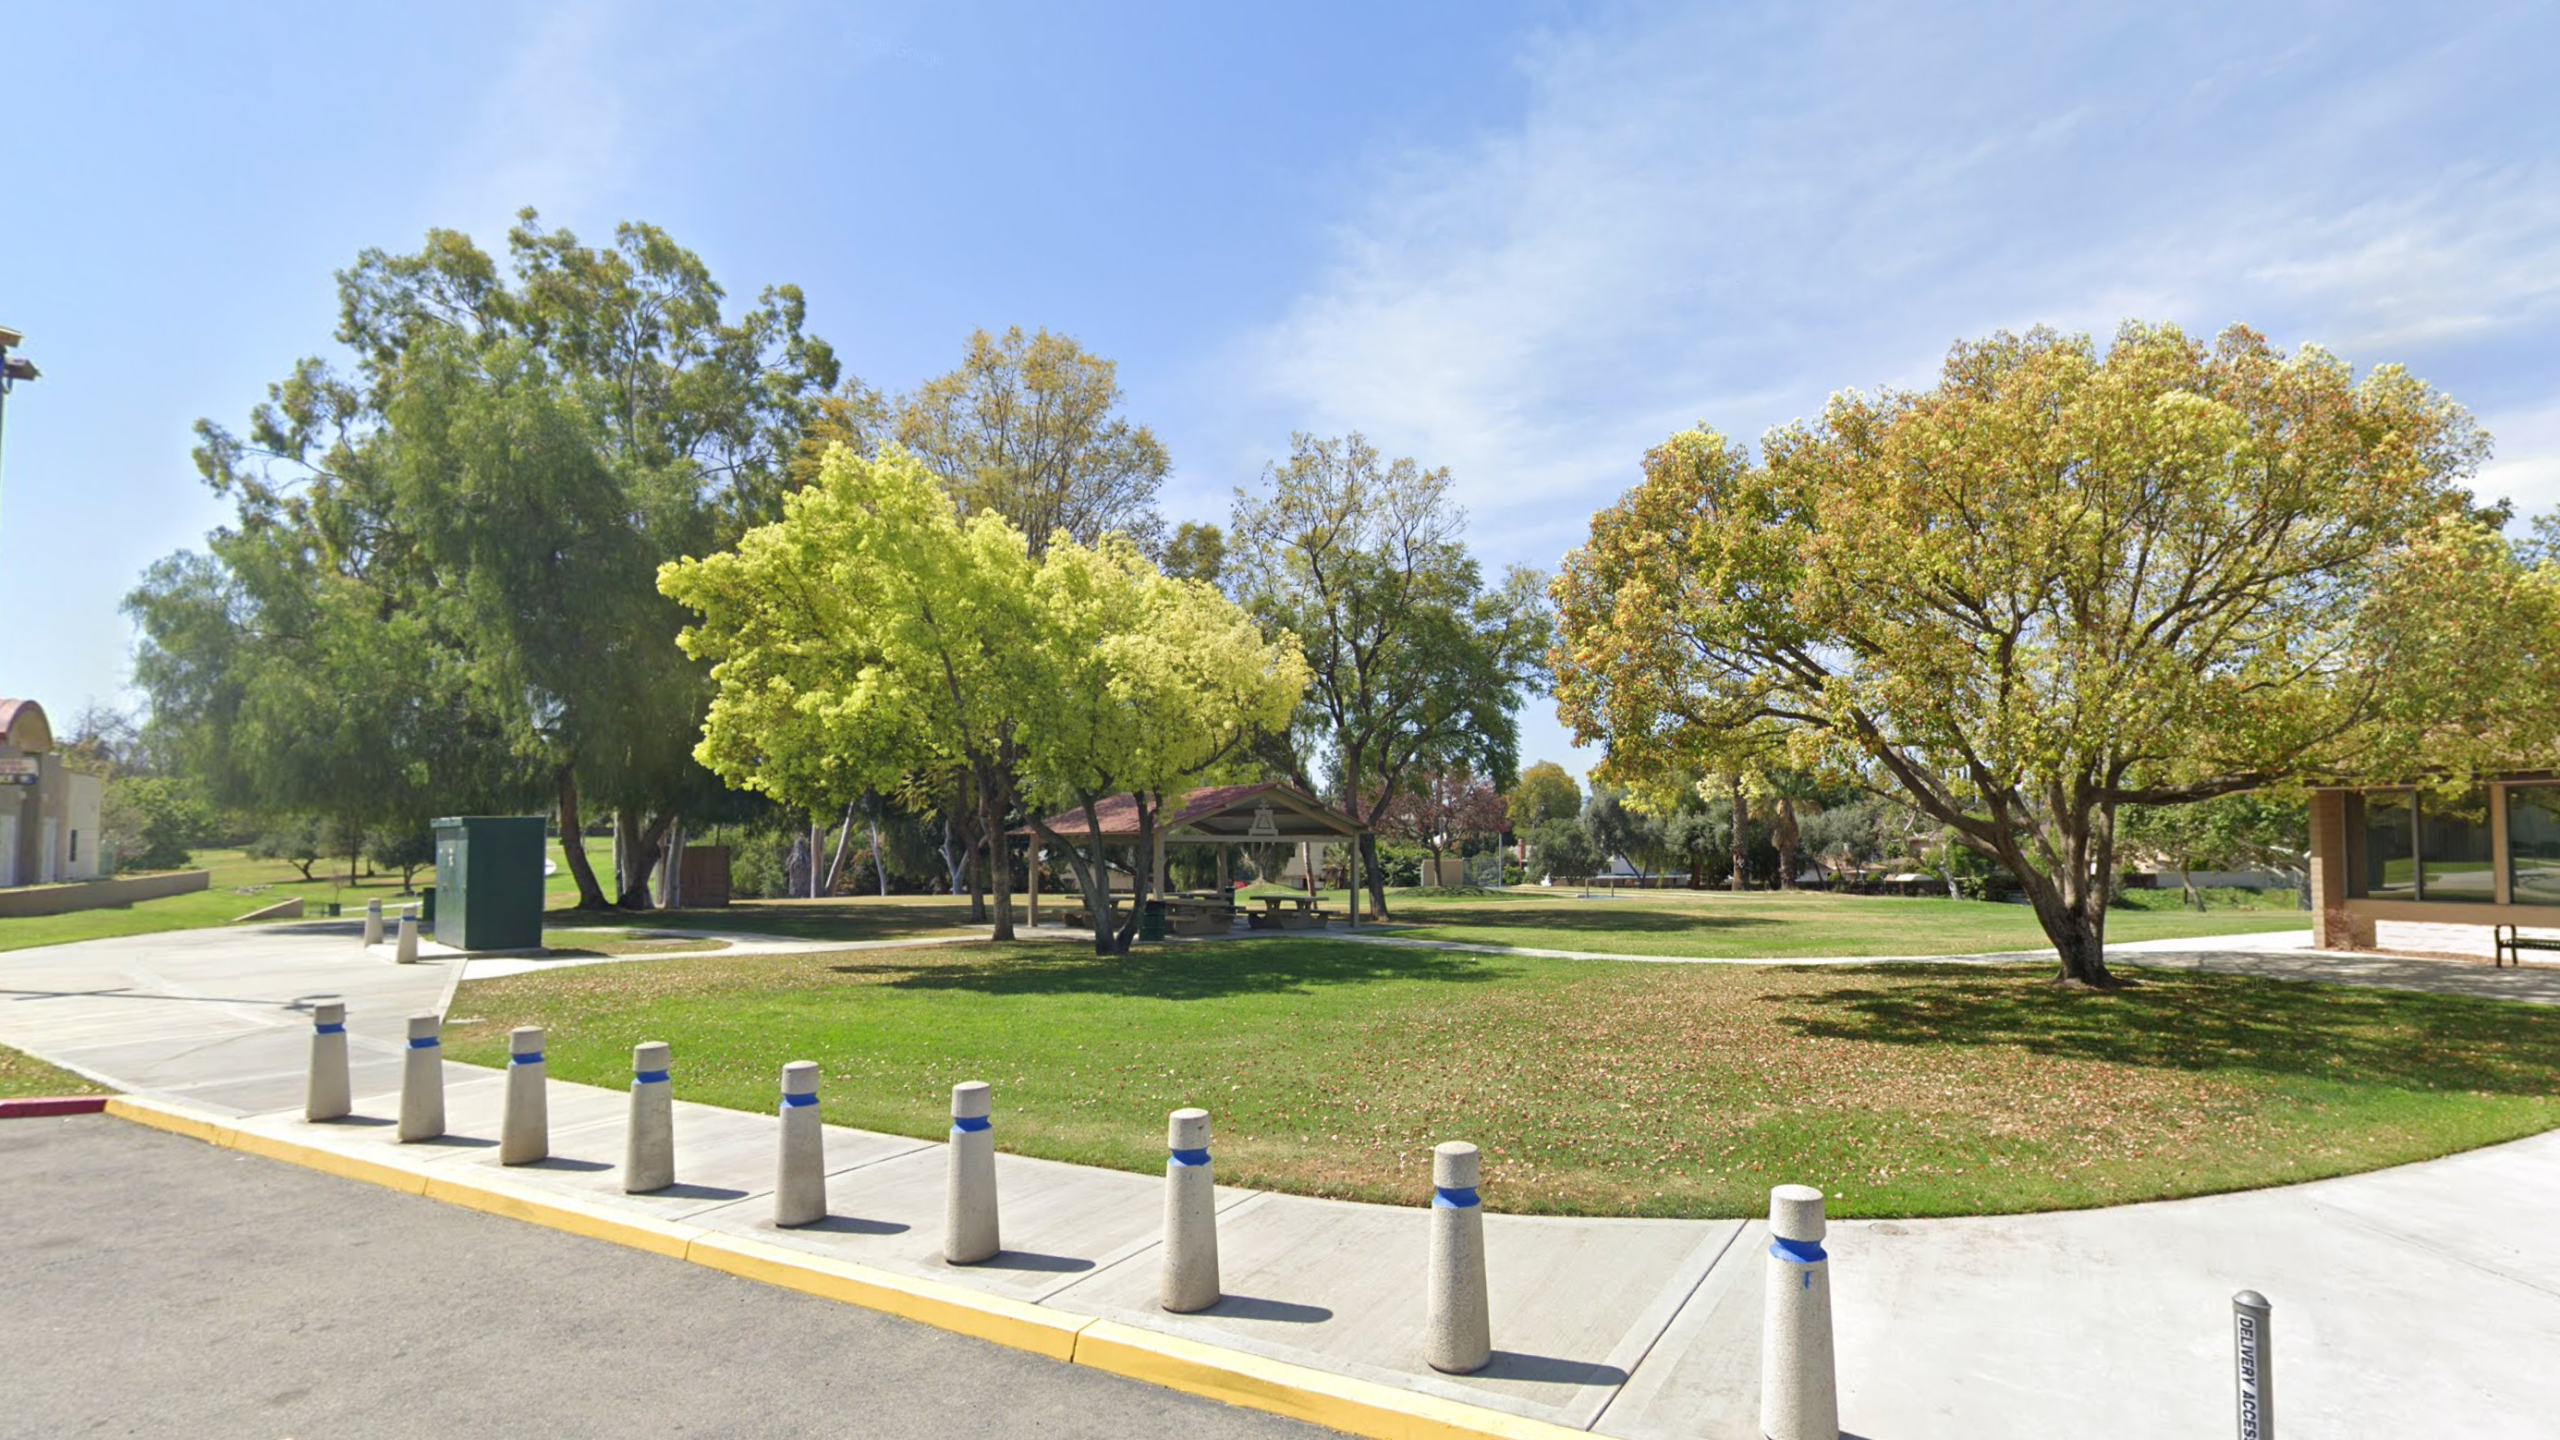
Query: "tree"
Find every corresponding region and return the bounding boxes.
[1750,769,1827,890]
[1162,521,1227,584]
[1019,537,1306,953]
[1507,761,1582,835]
[1583,784,1667,875]
[368,825,435,891]
[1555,323,2499,986]
[248,817,327,881]
[2121,793,2311,911]
[1232,433,1551,918]
[135,212,840,913]
[102,775,213,872]
[1526,817,1598,880]
[1379,767,1509,874]
[896,327,1170,557]
[664,444,1047,940]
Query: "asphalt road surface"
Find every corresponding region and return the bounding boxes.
[0,1115,1322,1439]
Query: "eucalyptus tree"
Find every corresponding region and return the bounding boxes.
[1231,433,1551,919]
[131,212,839,909]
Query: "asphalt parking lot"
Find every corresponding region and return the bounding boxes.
[0,1115,1319,1439]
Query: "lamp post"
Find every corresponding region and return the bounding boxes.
[0,325,38,538]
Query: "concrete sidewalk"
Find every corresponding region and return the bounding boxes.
[7,923,2560,1438]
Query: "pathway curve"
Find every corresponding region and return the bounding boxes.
[3,922,2556,1438]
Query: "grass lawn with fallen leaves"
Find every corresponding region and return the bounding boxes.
[445,935,2559,1219]
[1359,887,2306,958]
[0,1043,107,1099]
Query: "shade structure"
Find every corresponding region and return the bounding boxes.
[1013,782,1371,932]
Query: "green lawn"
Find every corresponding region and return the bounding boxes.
[0,849,429,955]
[0,1043,107,1099]
[1358,887,2307,959]
[445,935,2560,1220]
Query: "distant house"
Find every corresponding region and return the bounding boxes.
[0,698,105,887]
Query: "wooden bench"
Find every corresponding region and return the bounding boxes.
[2492,924,2557,968]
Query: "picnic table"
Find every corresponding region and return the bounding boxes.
[1249,893,1334,931]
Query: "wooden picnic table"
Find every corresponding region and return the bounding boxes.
[1256,894,1319,912]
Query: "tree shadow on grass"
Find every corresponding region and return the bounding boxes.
[1772,966,2560,1097]
[1394,905,1774,937]
[829,938,1502,1001]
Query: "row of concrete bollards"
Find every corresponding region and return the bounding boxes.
[303,1002,1839,1435]
[361,898,423,963]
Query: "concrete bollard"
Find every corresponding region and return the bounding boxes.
[1760,1183,1839,1440]
[944,1080,1000,1264]
[623,1041,675,1193]
[500,1025,549,1165]
[2233,1290,2273,1440]
[362,898,384,947]
[1160,1107,1221,1313]
[1425,1140,1493,1374]
[397,1012,445,1142]
[394,912,420,964]
[774,1061,826,1227]
[304,998,351,1122]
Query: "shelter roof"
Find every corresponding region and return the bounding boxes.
[0,699,51,753]
[1017,781,1364,841]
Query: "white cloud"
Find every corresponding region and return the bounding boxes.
[1230,1,2560,569]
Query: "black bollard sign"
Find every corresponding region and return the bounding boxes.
[2233,1290,2273,1439]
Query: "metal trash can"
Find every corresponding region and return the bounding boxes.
[420,886,437,926]
[1139,899,1167,942]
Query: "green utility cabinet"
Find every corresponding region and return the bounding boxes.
[430,816,547,952]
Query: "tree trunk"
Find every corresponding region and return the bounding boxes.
[2004,811,2122,988]
[1727,774,1749,891]
[974,783,1012,942]
[870,817,889,897]
[1774,796,1801,891]
[614,808,675,909]
[555,767,610,910]
[1113,796,1158,955]
[822,801,857,896]
[1360,830,1390,919]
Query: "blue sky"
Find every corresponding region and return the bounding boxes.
[4,1,2556,779]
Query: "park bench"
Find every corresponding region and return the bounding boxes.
[2491,924,2557,968]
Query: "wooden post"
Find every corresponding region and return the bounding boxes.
[1348,836,1361,929]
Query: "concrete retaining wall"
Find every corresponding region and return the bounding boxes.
[0,869,211,918]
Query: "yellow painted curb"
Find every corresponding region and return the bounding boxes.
[226,1126,433,1195]
[422,1176,703,1260]
[104,1095,231,1146]
[106,1097,1592,1440]
[1074,1321,1593,1440]
[686,1232,1091,1362]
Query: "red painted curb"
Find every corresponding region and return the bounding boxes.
[0,1096,111,1119]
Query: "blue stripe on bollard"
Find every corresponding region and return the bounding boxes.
[315,1022,345,1034]
[511,1051,544,1066]
[952,1115,992,1133]
[634,1069,670,1084]
[408,1037,439,1049]
[1769,1236,1828,1263]
[781,1091,818,1108]
[1170,1147,1211,1166]
[1433,1185,1481,1208]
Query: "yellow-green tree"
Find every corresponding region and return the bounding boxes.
[1554,323,2516,986]
[1021,538,1306,953]
[660,444,1042,939]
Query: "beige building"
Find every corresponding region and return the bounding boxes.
[2310,780,2560,951]
[0,699,105,887]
